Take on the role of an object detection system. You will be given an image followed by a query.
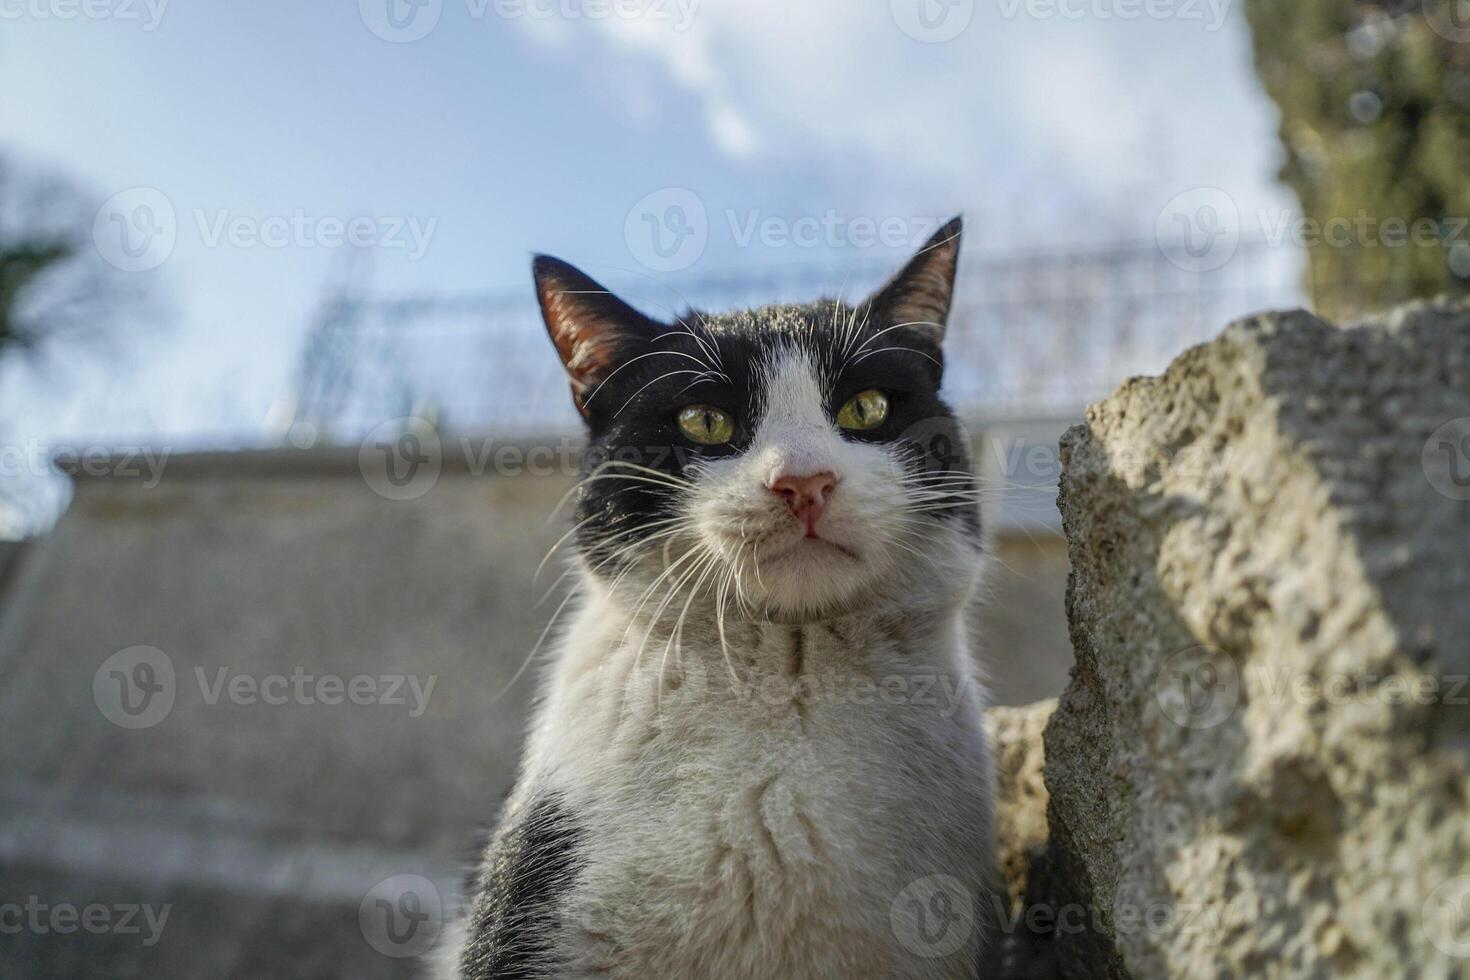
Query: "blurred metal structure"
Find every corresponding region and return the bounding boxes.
[290,239,1306,441]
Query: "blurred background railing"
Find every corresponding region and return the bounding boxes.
[286,237,1304,444]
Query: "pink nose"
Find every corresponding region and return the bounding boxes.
[768,471,838,536]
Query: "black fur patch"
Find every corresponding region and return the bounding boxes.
[459,793,585,979]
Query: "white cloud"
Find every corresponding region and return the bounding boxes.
[507,0,1288,242]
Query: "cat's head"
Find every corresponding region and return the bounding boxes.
[534,218,980,622]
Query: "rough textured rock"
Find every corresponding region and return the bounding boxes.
[1046,302,1470,978]
[986,700,1055,916]
[985,700,1059,979]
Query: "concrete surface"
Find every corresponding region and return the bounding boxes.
[0,434,1073,978]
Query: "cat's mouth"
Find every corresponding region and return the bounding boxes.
[762,535,861,564]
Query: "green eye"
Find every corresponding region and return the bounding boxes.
[836,389,889,431]
[677,405,735,445]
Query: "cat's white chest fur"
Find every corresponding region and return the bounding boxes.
[519,587,996,979]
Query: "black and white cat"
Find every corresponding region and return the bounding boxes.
[438,218,996,979]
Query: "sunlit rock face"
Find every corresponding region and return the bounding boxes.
[1044,302,1470,979]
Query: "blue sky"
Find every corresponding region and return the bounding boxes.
[0,0,1292,446]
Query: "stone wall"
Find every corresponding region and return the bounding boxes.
[1000,302,1470,977]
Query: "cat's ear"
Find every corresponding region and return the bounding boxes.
[533,256,661,417]
[867,215,963,343]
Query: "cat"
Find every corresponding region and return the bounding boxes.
[436,217,997,979]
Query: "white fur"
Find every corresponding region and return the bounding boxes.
[443,347,995,978]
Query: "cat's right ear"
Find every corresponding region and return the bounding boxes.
[533,256,660,417]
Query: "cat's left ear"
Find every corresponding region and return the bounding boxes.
[533,256,662,417]
[866,215,963,343]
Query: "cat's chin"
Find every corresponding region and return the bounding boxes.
[734,535,887,622]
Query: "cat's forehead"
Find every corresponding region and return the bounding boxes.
[699,300,850,335]
[692,300,867,369]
